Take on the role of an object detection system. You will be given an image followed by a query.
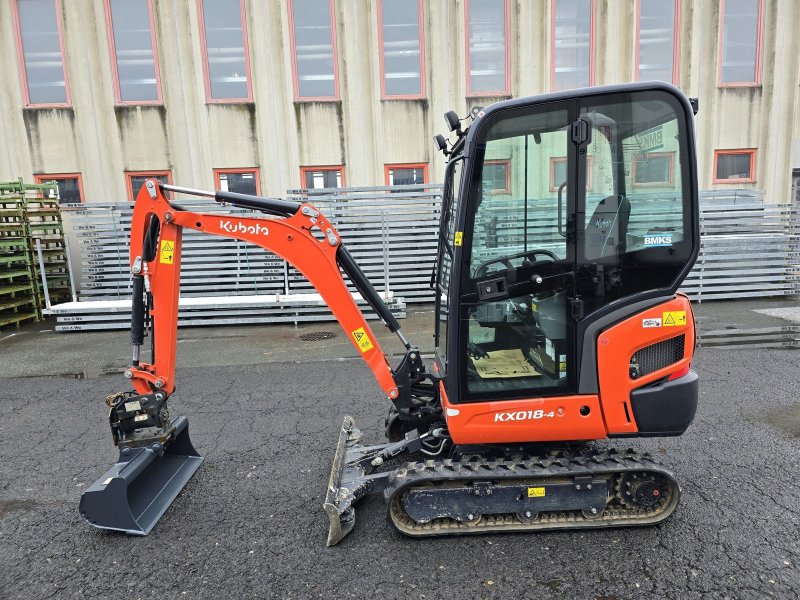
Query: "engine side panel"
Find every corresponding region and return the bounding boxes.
[596,294,695,435]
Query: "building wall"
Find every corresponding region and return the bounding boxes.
[0,0,798,202]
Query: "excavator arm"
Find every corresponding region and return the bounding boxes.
[79,180,436,536]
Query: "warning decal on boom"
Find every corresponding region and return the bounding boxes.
[351,327,374,353]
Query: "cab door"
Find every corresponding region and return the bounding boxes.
[451,99,581,404]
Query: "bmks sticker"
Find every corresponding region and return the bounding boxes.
[642,317,662,328]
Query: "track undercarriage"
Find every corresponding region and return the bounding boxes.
[325,416,681,545]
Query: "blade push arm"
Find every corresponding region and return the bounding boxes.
[125,180,428,408]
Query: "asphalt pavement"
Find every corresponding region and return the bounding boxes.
[1,322,799,599]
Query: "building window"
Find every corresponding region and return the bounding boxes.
[551,0,594,92]
[632,152,675,187]
[12,0,70,106]
[385,163,427,186]
[636,0,679,84]
[105,0,161,103]
[290,0,339,100]
[466,0,509,96]
[214,168,260,195]
[550,156,593,191]
[198,0,252,101]
[378,0,424,99]
[301,166,344,189]
[482,160,510,194]
[713,149,756,183]
[126,171,171,200]
[718,0,763,85]
[34,174,83,204]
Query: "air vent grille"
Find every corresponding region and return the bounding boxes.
[630,335,685,379]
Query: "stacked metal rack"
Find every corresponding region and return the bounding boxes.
[0,179,73,330]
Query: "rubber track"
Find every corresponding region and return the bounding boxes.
[385,448,681,537]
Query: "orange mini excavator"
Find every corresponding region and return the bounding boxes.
[80,82,700,545]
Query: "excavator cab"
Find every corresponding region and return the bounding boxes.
[434,83,699,444]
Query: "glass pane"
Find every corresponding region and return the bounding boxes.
[109,0,158,101]
[468,0,506,93]
[292,0,336,98]
[470,107,571,275]
[201,0,249,99]
[304,169,341,189]
[436,160,463,366]
[40,177,80,204]
[129,174,169,199]
[553,0,592,91]
[218,171,257,194]
[17,0,68,104]
[720,0,759,83]
[388,167,424,186]
[638,0,676,82]
[633,153,673,185]
[580,91,692,302]
[381,0,421,96]
[715,153,752,180]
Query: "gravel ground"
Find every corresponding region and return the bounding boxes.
[1,347,799,599]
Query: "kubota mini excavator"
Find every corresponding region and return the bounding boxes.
[80,82,700,545]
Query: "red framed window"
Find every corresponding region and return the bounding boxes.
[631,152,675,188]
[214,168,261,195]
[718,0,763,86]
[289,0,340,101]
[550,156,593,191]
[300,166,345,189]
[713,149,756,184]
[126,170,172,200]
[465,0,510,96]
[34,173,84,204]
[384,163,428,186]
[636,0,680,84]
[378,0,425,99]
[483,159,510,194]
[197,0,252,102]
[104,0,162,104]
[551,0,595,92]
[12,0,71,107]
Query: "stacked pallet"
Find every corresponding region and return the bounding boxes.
[0,196,39,329]
[0,180,73,329]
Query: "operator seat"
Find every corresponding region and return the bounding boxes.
[585,194,631,259]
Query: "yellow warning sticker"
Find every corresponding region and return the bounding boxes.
[527,487,546,498]
[159,240,175,264]
[454,231,463,246]
[531,302,537,312]
[351,327,374,353]
[662,310,687,327]
[559,361,567,372]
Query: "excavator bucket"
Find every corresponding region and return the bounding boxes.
[79,416,203,535]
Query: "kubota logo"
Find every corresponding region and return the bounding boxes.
[219,220,269,236]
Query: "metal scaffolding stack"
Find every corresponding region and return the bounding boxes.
[0,179,73,330]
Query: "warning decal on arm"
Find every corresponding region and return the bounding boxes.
[159,240,175,264]
[351,327,374,353]
[454,231,463,246]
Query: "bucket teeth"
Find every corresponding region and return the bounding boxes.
[79,416,203,535]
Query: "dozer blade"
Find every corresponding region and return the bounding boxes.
[79,416,203,535]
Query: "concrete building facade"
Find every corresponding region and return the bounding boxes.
[0,0,799,203]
